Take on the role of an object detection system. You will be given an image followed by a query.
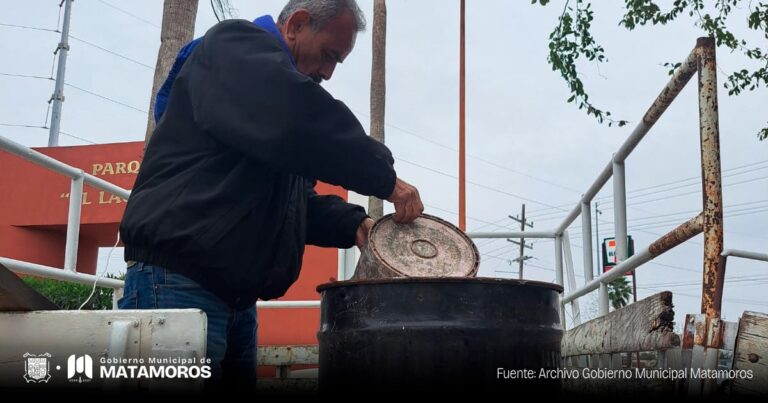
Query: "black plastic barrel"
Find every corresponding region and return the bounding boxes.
[317,277,563,393]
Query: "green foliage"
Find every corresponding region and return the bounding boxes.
[607,276,633,310]
[544,0,629,128]
[22,273,125,310]
[536,0,768,140]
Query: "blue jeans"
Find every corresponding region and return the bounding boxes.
[117,262,257,386]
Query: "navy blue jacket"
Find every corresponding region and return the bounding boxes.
[120,20,396,308]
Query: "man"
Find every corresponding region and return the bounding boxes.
[118,0,423,384]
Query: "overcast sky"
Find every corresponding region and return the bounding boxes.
[1,0,766,326]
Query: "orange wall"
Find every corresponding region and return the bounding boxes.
[0,141,338,347]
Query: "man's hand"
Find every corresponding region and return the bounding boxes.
[386,177,424,223]
[355,217,375,249]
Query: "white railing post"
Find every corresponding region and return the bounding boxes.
[599,282,609,316]
[112,287,124,310]
[563,231,581,325]
[64,173,84,272]
[555,235,566,328]
[337,248,346,281]
[581,200,594,282]
[613,157,628,264]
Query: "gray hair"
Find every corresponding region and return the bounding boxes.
[277,0,366,32]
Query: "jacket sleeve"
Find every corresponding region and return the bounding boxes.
[305,180,368,248]
[180,20,396,200]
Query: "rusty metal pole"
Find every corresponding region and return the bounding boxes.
[458,0,466,231]
[696,37,725,319]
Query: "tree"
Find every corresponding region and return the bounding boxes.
[145,0,199,144]
[608,276,633,310]
[535,0,768,140]
[368,0,387,219]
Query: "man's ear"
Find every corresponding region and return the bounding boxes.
[284,9,312,40]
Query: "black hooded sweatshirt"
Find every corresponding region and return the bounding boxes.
[120,20,396,309]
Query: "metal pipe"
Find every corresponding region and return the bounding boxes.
[86,175,130,200]
[48,0,73,147]
[599,282,609,316]
[562,214,703,304]
[466,230,556,239]
[613,158,628,263]
[636,48,699,134]
[1,257,124,288]
[696,37,725,319]
[0,136,130,198]
[721,249,768,262]
[0,135,131,199]
[64,175,84,272]
[555,162,611,235]
[555,236,563,287]
[555,47,699,235]
[555,236,565,326]
[1,258,323,309]
[256,300,321,308]
[581,200,594,282]
[563,231,581,325]
[112,287,124,310]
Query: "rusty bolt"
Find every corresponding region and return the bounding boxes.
[748,353,760,363]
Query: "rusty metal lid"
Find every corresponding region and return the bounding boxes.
[367,213,480,277]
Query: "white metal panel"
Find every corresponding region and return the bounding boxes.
[0,309,206,390]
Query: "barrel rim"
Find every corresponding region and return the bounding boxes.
[317,276,563,293]
[368,213,481,277]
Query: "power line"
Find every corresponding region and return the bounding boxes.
[422,203,514,231]
[644,276,768,289]
[614,207,768,232]
[532,174,768,224]
[59,130,97,144]
[0,23,57,33]
[349,107,582,195]
[0,123,45,129]
[69,35,154,70]
[622,176,768,208]
[638,286,768,307]
[396,157,569,211]
[97,0,161,29]
[0,123,97,144]
[0,72,52,81]
[529,159,768,217]
[570,201,768,232]
[64,82,147,114]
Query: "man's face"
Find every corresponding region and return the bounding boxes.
[281,10,357,83]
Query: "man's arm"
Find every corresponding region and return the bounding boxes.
[305,181,369,248]
[180,20,395,200]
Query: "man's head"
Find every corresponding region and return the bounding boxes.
[277,0,366,83]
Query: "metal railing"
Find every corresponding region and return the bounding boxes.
[468,37,726,329]
[0,135,322,309]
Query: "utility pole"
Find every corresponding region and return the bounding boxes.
[594,201,602,278]
[368,0,386,219]
[48,0,73,147]
[508,204,533,279]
